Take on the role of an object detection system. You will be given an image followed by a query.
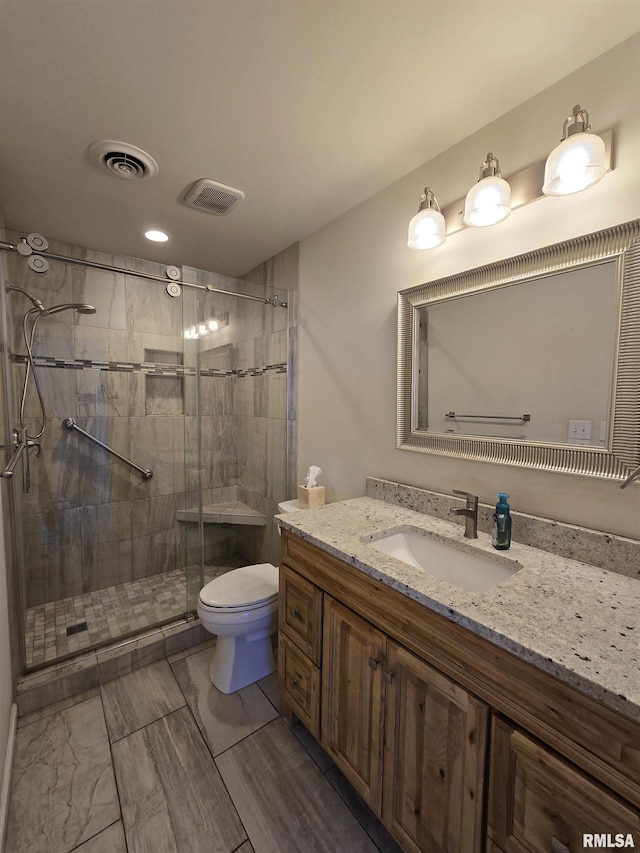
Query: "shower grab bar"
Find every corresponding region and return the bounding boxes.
[62,418,153,481]
[445,411,531,422]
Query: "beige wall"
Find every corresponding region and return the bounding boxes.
[297,35,640,537]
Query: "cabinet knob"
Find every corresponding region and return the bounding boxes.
[289,608,299,619]
[551,837,570,853]
[383,671,395,684]
[368,657,380,671]
[290,678,299,688]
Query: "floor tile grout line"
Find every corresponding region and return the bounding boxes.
[102,697,189,747]
[178,698,252,851]
[97,687,130,853]
[68,817,123,853]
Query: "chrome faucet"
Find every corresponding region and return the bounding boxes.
[450,489,479,539]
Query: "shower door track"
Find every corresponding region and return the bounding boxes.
[0,241,287,306]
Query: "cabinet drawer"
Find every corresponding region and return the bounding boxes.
[489,717,640,852]
[278,632,320,737]
[279,565,323,664]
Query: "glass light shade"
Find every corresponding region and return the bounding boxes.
[207,318,220,331]
[407,207,446,249]
[463,176,511,227]
[144,229,169,242]
[542,132,606,196]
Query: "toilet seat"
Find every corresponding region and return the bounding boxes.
[198,563,279,613]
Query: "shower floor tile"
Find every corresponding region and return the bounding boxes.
[25,556,246,669]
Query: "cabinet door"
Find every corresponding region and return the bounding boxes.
[382,641,489,853]
[321,596,386,813]
[489,717,640,852]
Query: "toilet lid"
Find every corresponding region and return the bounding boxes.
[199,563,279,609]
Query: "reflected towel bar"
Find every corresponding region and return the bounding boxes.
[445,412,531,422]
[62,417,153,481]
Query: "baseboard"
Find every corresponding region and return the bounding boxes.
[0,703,17,853]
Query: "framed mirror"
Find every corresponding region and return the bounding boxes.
[397,220,640,480]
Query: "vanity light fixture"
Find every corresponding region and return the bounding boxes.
[407,107,612,250]
[184,309,228,340]
[463,153,511,228]
[542,104,606,196]
[407,188,446,249]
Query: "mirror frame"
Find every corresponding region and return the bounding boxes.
[397,220,640,480]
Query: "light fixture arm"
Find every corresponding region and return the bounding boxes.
[417,187,441,213]
[562,104,591,139]
[478,153,503,180]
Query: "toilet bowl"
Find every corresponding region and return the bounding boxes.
[197,562,279,694]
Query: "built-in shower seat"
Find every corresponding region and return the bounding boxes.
[176,500,266,526]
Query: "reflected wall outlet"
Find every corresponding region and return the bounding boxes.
[568,420,592,442]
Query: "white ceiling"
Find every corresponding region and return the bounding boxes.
[1,1,639,277]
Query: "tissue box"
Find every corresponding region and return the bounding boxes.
[297,485,325,508]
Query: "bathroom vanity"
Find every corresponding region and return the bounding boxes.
[276,496,640,853]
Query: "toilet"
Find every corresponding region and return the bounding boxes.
[197,499,302,694]
[197,562,280,694]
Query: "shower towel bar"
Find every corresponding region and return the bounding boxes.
[445,411,531,422]
[62,418,153,481]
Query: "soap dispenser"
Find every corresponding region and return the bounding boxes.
[491,493,512,550]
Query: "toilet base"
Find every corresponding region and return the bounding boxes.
[208,631,276,694]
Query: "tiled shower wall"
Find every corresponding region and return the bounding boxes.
[186,242,297,568]
[3,233,296,609]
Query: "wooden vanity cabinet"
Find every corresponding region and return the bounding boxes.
[488,717,640,852]
[321,597,386,812]
[381,640,488,853]
[321,595,488,853]
[278,564,323,736]
[278,530,640,853]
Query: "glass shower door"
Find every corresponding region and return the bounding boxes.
[0,230,194,670]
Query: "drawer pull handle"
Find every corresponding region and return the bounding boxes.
[551,837,570,853]
[290,679,299,688]
[289,609,300,618]
[368,657,380,671]
[383,671,395,684]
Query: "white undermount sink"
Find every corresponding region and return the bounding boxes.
[365,527,522,593]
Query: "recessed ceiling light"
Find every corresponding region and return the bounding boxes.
[144,229,169,243]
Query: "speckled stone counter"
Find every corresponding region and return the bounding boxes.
[276,496,640,723]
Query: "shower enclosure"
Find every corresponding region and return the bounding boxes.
[0,229,290,672]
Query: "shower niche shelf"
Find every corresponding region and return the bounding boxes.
[176,500,266,527]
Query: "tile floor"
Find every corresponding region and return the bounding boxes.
[6,642,403,853]
[25,558,245,668]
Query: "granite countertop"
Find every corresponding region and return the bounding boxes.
[276,497,640,723]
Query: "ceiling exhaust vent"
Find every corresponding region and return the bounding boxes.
[89,140,159,180]
[184,179,245,216]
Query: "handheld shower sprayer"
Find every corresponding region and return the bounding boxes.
[5,286,98,443]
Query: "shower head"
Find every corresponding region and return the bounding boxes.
[7,287,96,317]
[43,303,97,316]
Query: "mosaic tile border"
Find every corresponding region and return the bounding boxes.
[13,353,287,378]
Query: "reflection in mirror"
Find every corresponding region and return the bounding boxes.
[397,220,640,481]
[416,260,619,447]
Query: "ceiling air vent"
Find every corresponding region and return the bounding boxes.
[184,179,245,216]
[89,140,159,180]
